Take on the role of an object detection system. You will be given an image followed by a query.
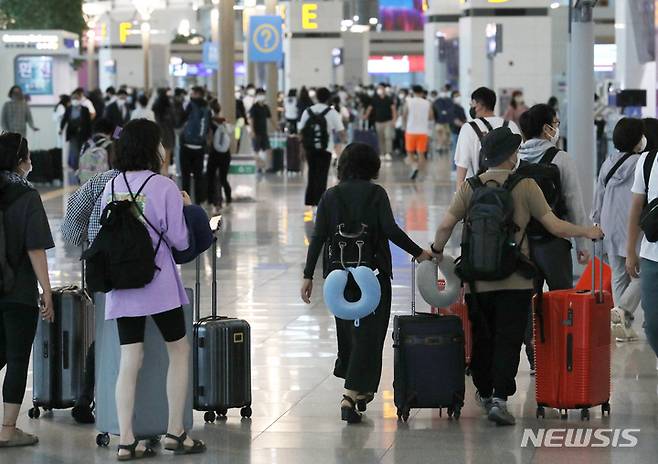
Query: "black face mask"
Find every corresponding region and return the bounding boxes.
[469,107,477,119]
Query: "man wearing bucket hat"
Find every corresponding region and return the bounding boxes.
[429,127,603,426]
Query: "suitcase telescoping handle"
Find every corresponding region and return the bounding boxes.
[194,218,221,322]
[590,238,604,304]
[411,257,416,316]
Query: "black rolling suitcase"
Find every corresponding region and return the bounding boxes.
[286,135,302,172]
[193,232,252,423]
[393,262,465,422]
[30,262,94,419]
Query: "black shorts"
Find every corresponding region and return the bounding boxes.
[251,134,271,152]
[116,307,186,345]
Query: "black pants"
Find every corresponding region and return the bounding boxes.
[465,290,532,400]
[526,238,573,365]
[207,150,232,207]
[305,150,332,206]
[333,274,392,393]
[180,145,205,204]
[0,303,38,404]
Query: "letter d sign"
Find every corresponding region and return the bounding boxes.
[302,3,318,30]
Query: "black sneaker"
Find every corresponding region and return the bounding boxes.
[488,400,515,426]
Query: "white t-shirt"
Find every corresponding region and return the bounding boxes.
[454,117,521,177]
[81,98,96,117]
[631,151,658,261]
[405,96,431,135]
[298,103,345,133]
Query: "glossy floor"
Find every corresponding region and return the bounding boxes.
[2,157,657,464]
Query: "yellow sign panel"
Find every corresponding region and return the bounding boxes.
[119,22,132,44]
[302,3,318,30]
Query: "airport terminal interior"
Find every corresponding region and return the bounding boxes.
[1,0,658,463]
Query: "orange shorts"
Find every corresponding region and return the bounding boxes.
[405,133,429,154]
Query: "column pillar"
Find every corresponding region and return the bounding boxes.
[424,0,460,91]
[567,0,596,212]
[265,0,279,126]
[219,0,236,122]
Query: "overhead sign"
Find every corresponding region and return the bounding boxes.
[203,41,219,70]
[288,1,342,34]
[248,15,283,63]
[302,4,318,29]
[15,56,54,96]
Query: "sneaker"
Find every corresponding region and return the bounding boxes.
[618,325,640,342]
[475,392,493,414]
[610,307,625,325]
[384,153,393,161]
[0,428,39,448]
[488,399,515,426]
[410,168,419,181]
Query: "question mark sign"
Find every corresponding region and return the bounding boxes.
[259,28,273,49]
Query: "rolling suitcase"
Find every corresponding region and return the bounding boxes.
[30,261,94,419]
[393,262,465,422]
[269,148,284,173]
[431,284,473,373]
[193,235,252,422]
[286,135,302,172]
[534,241,612,421]
[94,291,194,447]
[352,122,379,153]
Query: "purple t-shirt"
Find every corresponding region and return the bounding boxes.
[101,171,190,320]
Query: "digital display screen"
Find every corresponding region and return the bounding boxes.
[379,0,424,31]
[15,56,54,96]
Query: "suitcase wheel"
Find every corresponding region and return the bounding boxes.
[217,408,228,418]
[601,402,611,416]
[536,406,545,419]
[560,409,568,420]
[240,406,252,419]
[96,433,110,447]
[204,411,216,423]
[28,407,40,419]
[580,408,590,421]
[396,408,410,422]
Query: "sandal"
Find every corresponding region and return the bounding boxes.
[341,395,362,424]
[117,440,156,461]
[164,432,206,455]
[356,393,375,412]
[0,428,39,448]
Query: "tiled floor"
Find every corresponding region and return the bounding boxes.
[2,157,657,463]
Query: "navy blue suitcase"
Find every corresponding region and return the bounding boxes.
[352,128,379,154]
[392,264,466,421]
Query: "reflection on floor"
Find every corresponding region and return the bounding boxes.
[2,157,657,463]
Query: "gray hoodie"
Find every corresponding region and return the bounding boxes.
[518,138,589,252]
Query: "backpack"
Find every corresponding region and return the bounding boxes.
[78,135,111,184]
[326,185,379,273]
[182,103,210,146]
[455,174,531,282]
[514,147,567,242]
[212,122,231,153]
[469,118,510,174]
[433,97,452,124]
[302,107,331,151]
[82,173,165,293]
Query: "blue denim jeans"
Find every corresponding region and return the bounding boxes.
[640,258,658,355]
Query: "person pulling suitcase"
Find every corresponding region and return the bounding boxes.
[429,127,603,425]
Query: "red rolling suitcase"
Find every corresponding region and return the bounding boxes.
[431,283,472,371]
[534,242,612,421]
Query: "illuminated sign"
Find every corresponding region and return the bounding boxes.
[119,22,132,44]
[302,3,318,30]
[368,55,424,74]
[2,34,59,50]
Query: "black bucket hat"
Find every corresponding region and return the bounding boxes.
[480,126,523,168]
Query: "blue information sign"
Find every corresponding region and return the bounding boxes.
[203,41,219,70]
[248,15,283,63]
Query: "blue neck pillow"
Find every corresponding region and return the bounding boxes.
[323,266,381,327]
[416,256,460,308]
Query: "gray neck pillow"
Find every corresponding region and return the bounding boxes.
[416,256,460,308]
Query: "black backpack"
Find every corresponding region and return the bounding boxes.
[469,118,510,175]
[82,173,165,293]
[326,185,378,272]
[455,174,532,282]
[515,147,567,242]
[182,103,210,146]
[302,107,331,152]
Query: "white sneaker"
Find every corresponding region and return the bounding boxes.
[384,153,393,161]
[610,307,625,325]
[618,325,640,342]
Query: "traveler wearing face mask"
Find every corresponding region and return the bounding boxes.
[448,91,467,158]
[363,84,397,161]
[248,88,273,172]
[61,89,93,171]
[0,132,55,447]
[243,85,257,114]
[180,86,211,204]
[518,104,590,371]
[103,89,131,132]
[432,85,454,155]
[2,86,39,137]
[592,118,646,342]
[503,90,529,126]
[454,87,521,189]
[430,127,603,426]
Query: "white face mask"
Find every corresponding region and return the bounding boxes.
[637,135,648,153]
[255,95,265,103]
[547,125,560,145]
[453,96,461,104]
[308,90,316,99]
[377,89,385,97]
[247,89,256,96]
[72,99,81,106]
[19,159,32,178]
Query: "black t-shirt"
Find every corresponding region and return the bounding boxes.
[248,103,271,136]
[0,185,55,308]
[371,95,394,122]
